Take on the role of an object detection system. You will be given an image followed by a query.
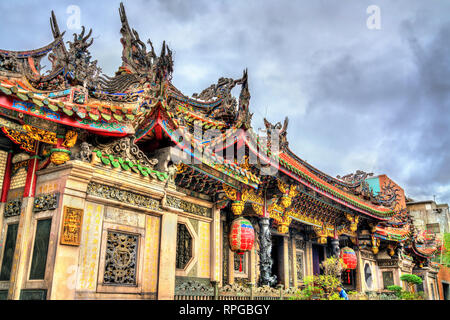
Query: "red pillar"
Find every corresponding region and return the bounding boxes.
[23,155,39,198]
[1,151,13,203]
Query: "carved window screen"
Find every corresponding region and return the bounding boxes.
[296,250,305,282]
[176,223,192,270]
[382,271,394,289]
[103,231,138,285]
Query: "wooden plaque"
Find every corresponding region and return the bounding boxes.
[60,206,83,246]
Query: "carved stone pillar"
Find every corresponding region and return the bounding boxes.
[330,238,340,257]
[282,236,289,288]
[157,211,178,300]
[258,218,277,286]
[8,154,39,299]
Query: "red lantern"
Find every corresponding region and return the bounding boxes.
[229,217,255,272]
[340,247,357,270]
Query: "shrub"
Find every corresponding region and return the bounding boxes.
[400,274,423,292]
[386,283,424,300]
[290,274,343,300]
[387,285,403,298]
[347,291,368,300]
[379,292,399,300]
[320,256,346,278]
[400,291,423,300]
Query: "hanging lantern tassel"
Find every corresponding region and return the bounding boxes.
[347,269,350,283]
[238,252,243,272]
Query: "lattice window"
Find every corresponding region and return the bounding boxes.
[296,250,304,282]
[103,231,138,285]
[426,223,440,234]
[382,271,394,289]
[176,223,192,270]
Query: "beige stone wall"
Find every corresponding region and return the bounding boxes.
[9,167,26,190]
[26,160,171,300]
[0,150,7,192]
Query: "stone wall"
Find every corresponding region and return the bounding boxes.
[437,264,450,300]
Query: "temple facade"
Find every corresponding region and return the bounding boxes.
[0,4,441,300]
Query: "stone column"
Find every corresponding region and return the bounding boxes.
[291,238,297,288]
[0,150,12,243]
[355,250,363,292]
[282,236,289,288]
[8,155,39,299]
[249,242,257,285]
[49,162,93,299]
[258,217,276,286]
[330,238,340,257]
[157,211,178,300]
[228,248,235,284]
[210,205,221,283]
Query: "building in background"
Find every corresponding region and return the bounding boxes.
[407,199,450,300]
[407,200,450,242]
[0,3,442,300]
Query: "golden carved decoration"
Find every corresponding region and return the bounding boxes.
[313,222,335,244]
[313,226,328,244]
[280,195,291,209]
[387,244,396,256]
[23,124,57,144]
[277,180,288,194]
[50,151,70,165]
[240,155,251,171]
[62,130,78,148]
[371,236,380,254]
[222,183,265,216]
[251,203,263,216]
[60,206,84,246]
[231,200,244,216]
[241,187,264,216]
[2,127,38,152]
[345,213,360,232]
[222,183,238,201]
[278,223,289,234]
[177,163,189,174]
[266,181,298,233]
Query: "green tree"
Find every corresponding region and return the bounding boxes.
[442,233,450,266]
[400,274,423,292]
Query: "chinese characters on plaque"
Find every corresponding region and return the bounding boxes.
[60,206,83,246]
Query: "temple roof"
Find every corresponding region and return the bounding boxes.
[0,3,439,258]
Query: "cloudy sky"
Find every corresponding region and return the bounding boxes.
[1,0,449,204]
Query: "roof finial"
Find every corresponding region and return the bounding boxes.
[50,10,65,39]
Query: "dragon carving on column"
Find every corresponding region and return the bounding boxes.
[258,218,277,287]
